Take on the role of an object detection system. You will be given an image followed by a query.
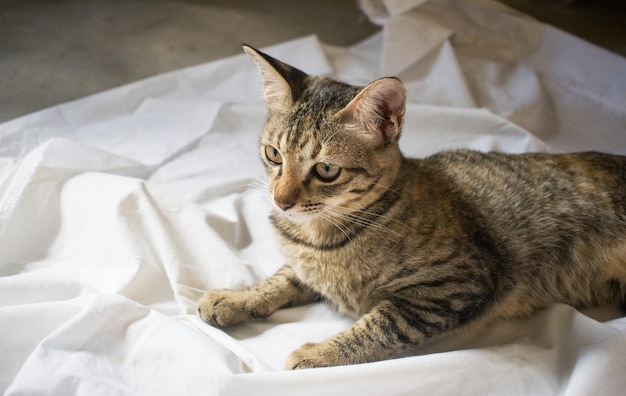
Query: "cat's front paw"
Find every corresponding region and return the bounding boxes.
[286,341,346,370]
[197,289,271,327]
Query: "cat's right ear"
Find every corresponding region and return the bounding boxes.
[338,77,406,147]
[243,45,308,113]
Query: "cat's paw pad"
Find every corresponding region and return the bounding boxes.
[286,342,344,370]
[197,289,270,327]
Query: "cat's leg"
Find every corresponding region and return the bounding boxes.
[286,289,489,369]
[198,264,318,327]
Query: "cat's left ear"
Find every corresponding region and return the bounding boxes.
[339,77,406,146]
[243,44,308,113]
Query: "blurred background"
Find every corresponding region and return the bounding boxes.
[0,0,624,124]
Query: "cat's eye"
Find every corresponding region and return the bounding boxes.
[313,162,341,182]
[265,145,283,165]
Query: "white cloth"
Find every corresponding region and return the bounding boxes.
[1,0,626,394]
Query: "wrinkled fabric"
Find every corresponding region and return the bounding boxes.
[1,1,626,395]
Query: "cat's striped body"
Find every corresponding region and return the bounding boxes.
[198,46,626,369]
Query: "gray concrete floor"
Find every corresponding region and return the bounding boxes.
[0,0,624,124]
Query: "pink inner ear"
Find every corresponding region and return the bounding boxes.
[376,79,406,118]
[343,78,406,145]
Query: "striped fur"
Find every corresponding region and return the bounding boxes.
[198,46,626,369]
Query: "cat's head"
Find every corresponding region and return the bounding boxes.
[244,45,406,224]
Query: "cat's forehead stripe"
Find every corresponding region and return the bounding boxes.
[285,112,304,148]
[275,128,285,147]
[309,141,322,160]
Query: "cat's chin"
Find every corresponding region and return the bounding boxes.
[274,209,320,224]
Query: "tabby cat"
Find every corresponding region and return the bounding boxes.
[198,45,626,369]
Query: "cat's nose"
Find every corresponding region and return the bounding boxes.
[274,198,295,211]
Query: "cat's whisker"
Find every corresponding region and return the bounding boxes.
[345,199,410,230]
[349,213,402,235]
[330,196,408,230]
[239,177,274,205]
[321,129,344,146]
[367,181,402,196]
[246,177,272,191]
[322,205,401,237]
[350,210,407,230]
[240,176,268,191]
[317,210,354,241]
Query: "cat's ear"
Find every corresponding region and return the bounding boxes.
[339,78,406,146]
[243,45,308,113]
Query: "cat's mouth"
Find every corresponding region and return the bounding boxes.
[273,201,325,223]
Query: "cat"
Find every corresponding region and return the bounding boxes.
[197,45,626,370]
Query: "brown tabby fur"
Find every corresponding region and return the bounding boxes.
[198,45,626,369]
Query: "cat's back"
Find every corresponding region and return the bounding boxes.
[396,149,626,312]
[418,149,626,213]
[394,149,626,248]
[406,149,626,269]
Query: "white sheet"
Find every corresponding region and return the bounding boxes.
[2,0,626,394]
